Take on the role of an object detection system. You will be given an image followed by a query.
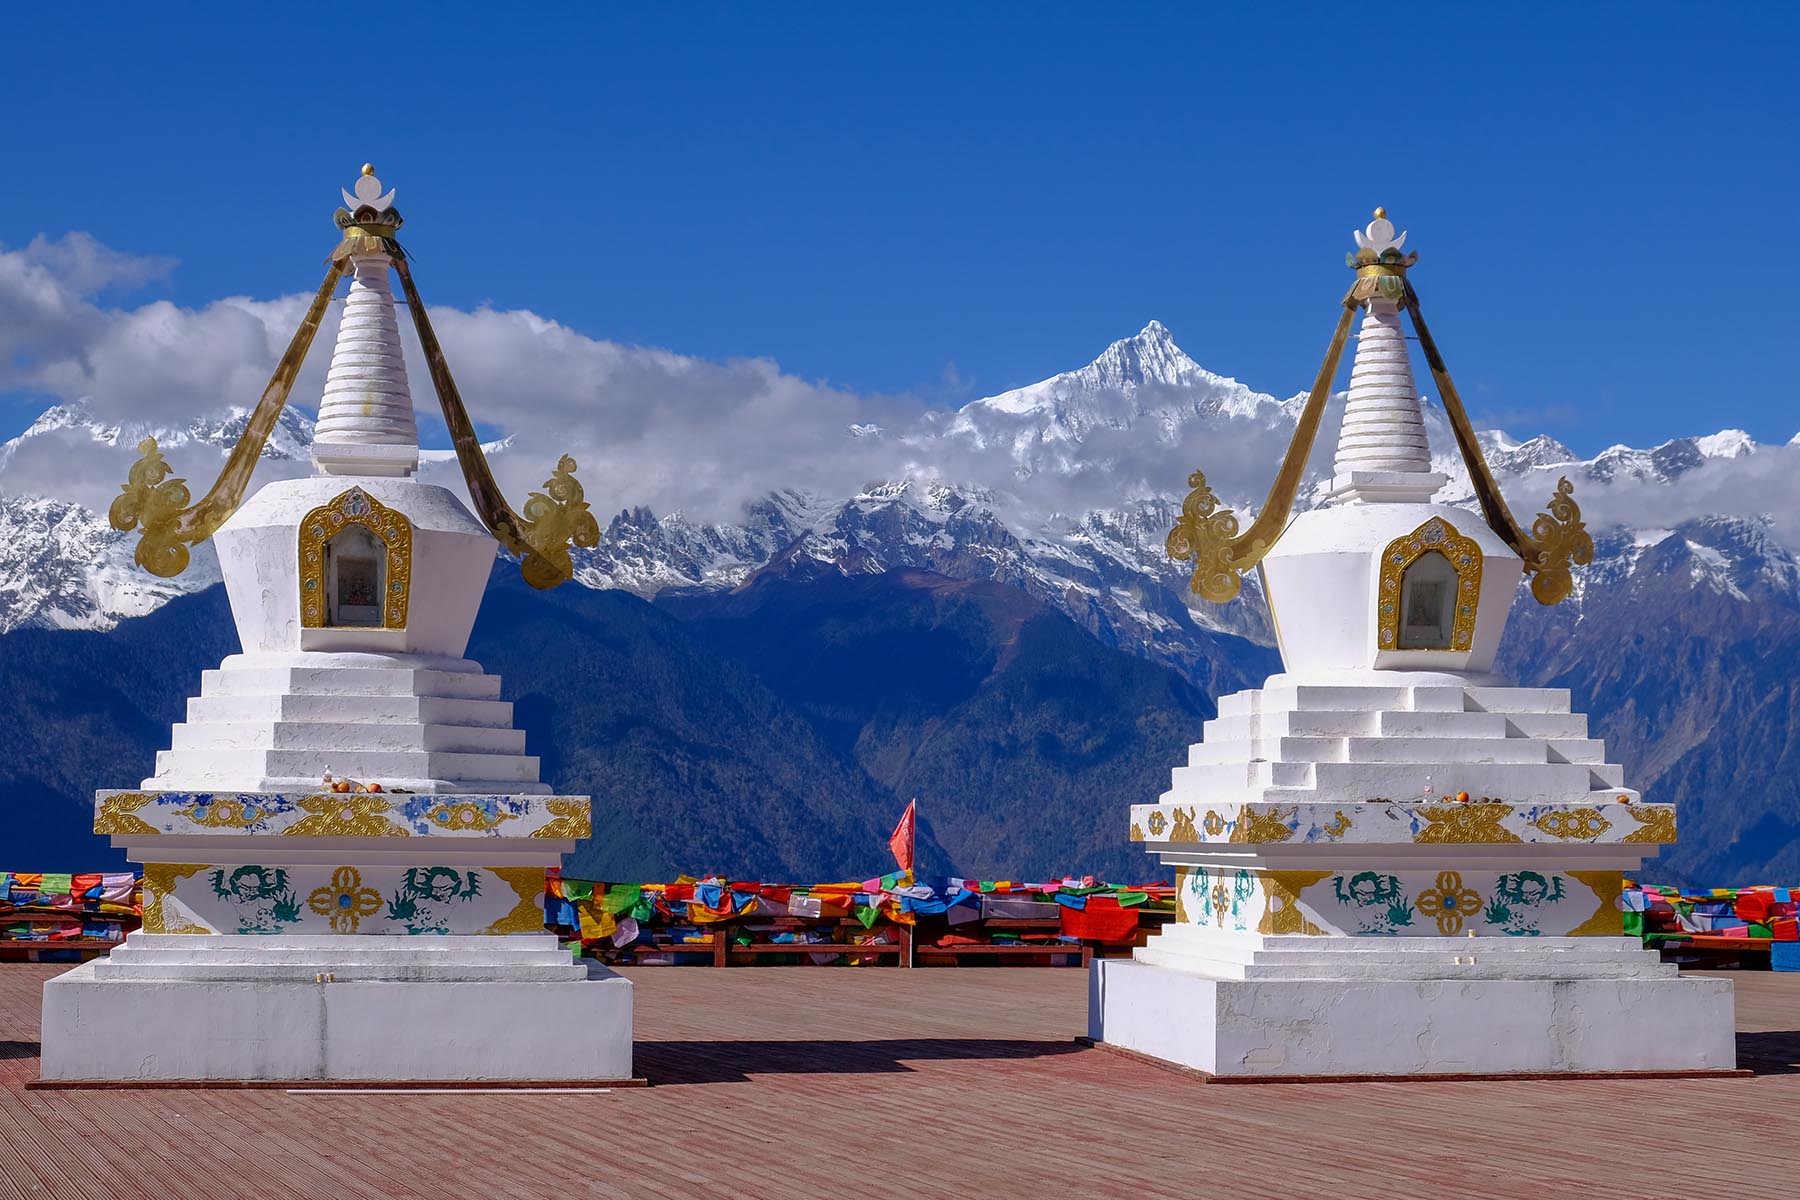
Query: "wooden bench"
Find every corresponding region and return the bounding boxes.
[612,933,730,967]
[605,920,914,967]
[725,919,912,966]
[914,918,1092,967]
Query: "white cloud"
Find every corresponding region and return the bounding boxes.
[1,230,1794,561]
[411,305,925,523]
[1569,447,1800,548]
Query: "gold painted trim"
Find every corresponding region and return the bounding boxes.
[1376,516,1483,651]
[529,798,592,840]
[1257,870,1330,935]
[94,792,157,835]
[110,263,346,577]
[483,867,549,934]
[1621,807,1677,844]
[1567,870,1626,936]
[297,488,413,629]
[422,801,518,833]
[392,259,600,590]
[1532,807,1614,840]
[1228,806,1297,845]
[1167,299,1358,603]
[1414,803,1523,844]
[142,863,211,934]
[285,793,410,838]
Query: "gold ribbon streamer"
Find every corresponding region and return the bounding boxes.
[110,263,346,576]
[1402,279,1593,605]
[392,258,599,589]
[1164,266,1592,610]
[1166,297,1358,603]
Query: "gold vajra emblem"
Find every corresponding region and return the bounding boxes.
[1416,870,1483,936]
[309,866,383,933]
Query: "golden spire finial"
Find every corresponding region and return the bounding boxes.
[1373,206,1386,219]
[362,162,375,176]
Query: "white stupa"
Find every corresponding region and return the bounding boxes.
[40,168,631,1084]
[1087,211,1737,1078]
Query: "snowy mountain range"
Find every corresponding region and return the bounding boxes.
[5,320,1799,883]
[1,319,1795,668]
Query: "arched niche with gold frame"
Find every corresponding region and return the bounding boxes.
[298,488,413,630]
[1376,516,1482,652]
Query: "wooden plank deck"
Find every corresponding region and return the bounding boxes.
[1,963,1793,1199]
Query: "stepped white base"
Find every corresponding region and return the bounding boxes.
[1088,943,1736,1077]
[40,935,633,1082]
[1167,673,1638,806]
[145,652,548,794]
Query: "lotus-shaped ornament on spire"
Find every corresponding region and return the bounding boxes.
[1353,208,1406,255]
[1347,206,1419,273]
[341,163,396,214]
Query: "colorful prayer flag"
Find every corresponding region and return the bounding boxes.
[889,800,916,872]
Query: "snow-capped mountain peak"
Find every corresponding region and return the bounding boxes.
[0,321,1791,656]
[1055,319,1211,397]
[944,321,1293,476]
[0,399,315,471]
[959,320,1266,423]
[1695,429,1756,460]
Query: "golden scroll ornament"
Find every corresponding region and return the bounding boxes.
[1167,210,1593,611]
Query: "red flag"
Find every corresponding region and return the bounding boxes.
[888,800,916,872]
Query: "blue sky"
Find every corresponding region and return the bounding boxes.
[3,3,1795,451]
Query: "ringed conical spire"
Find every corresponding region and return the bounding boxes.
[313,166,421,477]
[1328,209,1447,504]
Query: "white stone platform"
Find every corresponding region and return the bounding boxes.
[1088,953,1735,1077]
[51,787,632,1082]
[1097,780,1734,1076]
[42,936,633,1082]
